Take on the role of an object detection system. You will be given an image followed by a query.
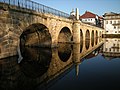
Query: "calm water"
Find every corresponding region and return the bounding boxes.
[0,38,120,90]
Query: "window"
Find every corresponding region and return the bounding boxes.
[117,48,119,52]
[118,26,120,29]
[109,48,111,52]
[117,44,119,47]
[106,21,108,24]
[114,21,116,24]
[118,21,120,24]
[113,48,115,52]
[113,44,115,46]
[115,31,117,33]
[114,26,116,29]
[110,21,112,24]
[105,48,107,51]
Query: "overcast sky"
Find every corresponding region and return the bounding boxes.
[33,0,120,16]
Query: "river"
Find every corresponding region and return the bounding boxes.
[0,38,120,90]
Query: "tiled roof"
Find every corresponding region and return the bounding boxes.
[80,11,96,18]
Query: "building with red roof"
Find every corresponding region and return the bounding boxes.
[80,11,103,27]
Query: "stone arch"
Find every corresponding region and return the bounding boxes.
[20,23,52,49]
[80,29,83,53]
[85,30,90,50]
[95,30,98,45]
[58,27,72,43]
[91,30,94,47]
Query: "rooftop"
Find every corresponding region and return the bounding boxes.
[80,11,97,19]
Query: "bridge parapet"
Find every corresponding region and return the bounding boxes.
[0,0,70,18]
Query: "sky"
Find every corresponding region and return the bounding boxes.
[33,0,120,16]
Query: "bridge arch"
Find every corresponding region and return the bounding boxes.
[91,30,94,47]
[20,23,52,49]
[80,29,83,53]
[95,30,98,45]
[58,27,72,43]
[85,30,90,50]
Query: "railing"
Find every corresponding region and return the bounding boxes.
[0,0,70,18]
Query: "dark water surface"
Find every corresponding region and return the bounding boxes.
[0,38,120,90]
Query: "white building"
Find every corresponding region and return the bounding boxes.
[103,12,120,34]
[80,11,103,27]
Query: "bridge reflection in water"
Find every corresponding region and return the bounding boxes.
[0,38,120,90]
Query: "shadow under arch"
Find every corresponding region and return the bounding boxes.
[95,30,98,45]
[58,27,72,43]
[58,43,72,62]
[91,30,94,47]
[80,29,83,53]
[85,30,90,50]
[19,47,52,78]
[20,23,52,52]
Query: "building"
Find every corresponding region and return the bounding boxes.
[103,12,120,36]
[69,9,76,19]
[80,11,103,27]
[102,38,120,60]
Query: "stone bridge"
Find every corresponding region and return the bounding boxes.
[0,0,104,59]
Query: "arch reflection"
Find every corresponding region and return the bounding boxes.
[58,43,72,62]
[20,47,52,78]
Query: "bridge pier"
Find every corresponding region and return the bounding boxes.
[73,20,81,43]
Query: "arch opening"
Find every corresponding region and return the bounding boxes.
[20,23,52,50]
[95,31,98,45]
[58,27,72,43]
[80,29,83,53]
[85,30,90,50]
[91,30,94,47]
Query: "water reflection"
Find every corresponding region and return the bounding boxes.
[58,43,72,62]
[0,38,120,90]
[20,47,52,78]
[102,38,120,60]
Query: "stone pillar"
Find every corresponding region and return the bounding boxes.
[72,44,80,63]
[73,20,80,43]
[72,44,80,77]
[76,8,79,20]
